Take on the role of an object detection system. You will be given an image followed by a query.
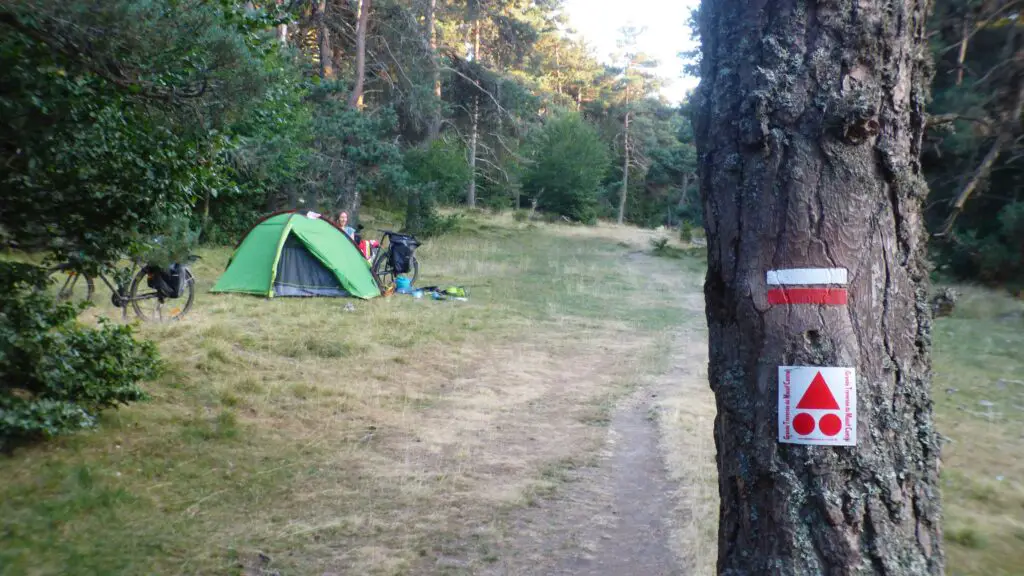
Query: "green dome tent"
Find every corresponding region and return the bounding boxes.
[211,211,380,299]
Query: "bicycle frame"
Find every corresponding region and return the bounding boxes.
[373,229,418,255]
[93,264,158,319]
[53,255,199,320]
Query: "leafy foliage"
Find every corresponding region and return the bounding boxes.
[402,139,472,236]
[522,113,609,223]
[405,139,472,205]
[0,0,280,266]
[923,0,1024,286]
[943,202,1024,288]
[0,263,160,450]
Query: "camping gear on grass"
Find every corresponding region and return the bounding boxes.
[211,211,380,299]
[395,276,413,293]
[418,285,468,301]
[388,234,420,275]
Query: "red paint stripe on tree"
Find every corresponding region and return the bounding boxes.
[767,288,848,305]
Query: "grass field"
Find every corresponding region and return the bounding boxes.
[931,287,1024,576]
[1,212,1021,575]
[0,214,702,575]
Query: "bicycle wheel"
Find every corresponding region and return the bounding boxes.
[405,255,419,285]
[372,250,399,293]
[47,265,95,305]
[130,267,195,321]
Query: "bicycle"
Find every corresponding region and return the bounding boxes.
[46,256,199,321]
[368,229,420,291]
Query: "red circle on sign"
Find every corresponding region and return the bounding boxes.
[793,413,815,435]
[819,414,842,437]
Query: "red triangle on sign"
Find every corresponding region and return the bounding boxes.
[796,372,840,410]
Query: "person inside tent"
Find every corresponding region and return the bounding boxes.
[336,211,356,240]
[336,210,375,260]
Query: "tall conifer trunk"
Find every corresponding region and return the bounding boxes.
[694,0,945,571]
[466,18,481,208]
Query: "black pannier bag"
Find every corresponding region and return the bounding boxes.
[146,263,186,298]
[388,234,420,274]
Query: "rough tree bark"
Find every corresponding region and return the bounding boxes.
[694,0,944,571]
[314,0,334,80]
[348,0,371,110]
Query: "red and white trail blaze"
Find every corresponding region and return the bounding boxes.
[766,267,848,305]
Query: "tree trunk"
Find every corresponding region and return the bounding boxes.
[472,10,481,62]
[314,0,334,80]
[694,0,944,571]
[956,13,971,86]
[427,0,442,140]
[617,110,630,225]
[467,95,479,208]
[348,0,371,110]
[673,171,692,226]
[555,43,562,97]
[276,0,287,45]
[201,188,211,238]
[465,18,481,208]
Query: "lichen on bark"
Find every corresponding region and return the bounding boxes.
[695,0,945,571]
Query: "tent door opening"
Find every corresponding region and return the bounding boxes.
[273,234,349,297]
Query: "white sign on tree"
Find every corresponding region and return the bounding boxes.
[778,366,856,446]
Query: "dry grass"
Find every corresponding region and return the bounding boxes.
[653,305,718,572]
[0,213,701,575]
[3,212,1019,576]
[931,286,1024,576]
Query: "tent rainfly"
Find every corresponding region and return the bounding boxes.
[211,211,380,299]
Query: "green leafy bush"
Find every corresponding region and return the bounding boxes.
[404,139,472,205]
[0,263,160,450]
[0,1,280,267]
[938,201,1024,289]
[422,212,464,238]
[522,113,609,223]
[401,139,472,236]
[144,212,201,268]
[680,221,695,243]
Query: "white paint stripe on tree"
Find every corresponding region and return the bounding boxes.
[766,268,848,286]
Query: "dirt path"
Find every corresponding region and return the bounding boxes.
[478,264,714,576]
[480,386,678,576]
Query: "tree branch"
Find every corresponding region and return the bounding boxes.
[925,113,992,128]
[938,78,1024,236]
[440,65,512,120]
